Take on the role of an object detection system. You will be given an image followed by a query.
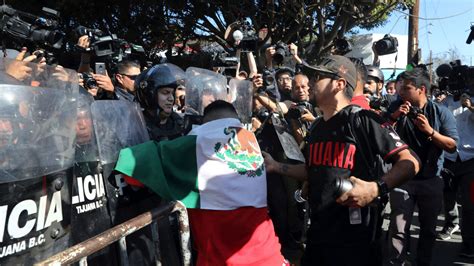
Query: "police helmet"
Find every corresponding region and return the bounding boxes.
[366,65,384,83]
[135,63,185,111]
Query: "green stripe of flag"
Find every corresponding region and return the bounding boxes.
[115,136,200,208]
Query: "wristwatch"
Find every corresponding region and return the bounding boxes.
[376,180,390,197]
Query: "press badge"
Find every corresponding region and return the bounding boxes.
[349,207,362,224]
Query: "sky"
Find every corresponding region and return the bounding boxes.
[358,0,474,65]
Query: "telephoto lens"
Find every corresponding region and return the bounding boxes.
[334,177,353,198]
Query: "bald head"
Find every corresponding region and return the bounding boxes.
[291,74,310,102]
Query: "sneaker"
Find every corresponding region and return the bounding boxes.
[437,224,460,240]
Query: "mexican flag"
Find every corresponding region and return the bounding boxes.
[114,118,267,210]
[115,118,286,266]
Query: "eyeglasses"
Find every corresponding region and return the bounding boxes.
[119,73,138,80]
[277,77,293,82]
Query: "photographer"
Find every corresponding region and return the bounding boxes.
[264,55,420,266]
[286,74,317,144]
[387,68,459,266]
[114,60,141,102]
[438,86,474,258]
[76,35,115,100]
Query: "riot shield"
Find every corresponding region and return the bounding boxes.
[0,58,78,264]
[228,78,253,124]
[184,67,228,115]
[91,100,149,166]
[92,100,180,265]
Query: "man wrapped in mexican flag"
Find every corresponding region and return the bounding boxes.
[115,100,287,266]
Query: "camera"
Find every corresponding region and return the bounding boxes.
[466,25,474,44]
[211,52,239,68]
[75,26,119,57]
[373,34,398,55]
[0,5,64,49]
[261,69,276,93]
[273,42,290,65]
[407,106,422,120]
[368,95,389,111]
[287,101,312,119]
[333,38,352,55]
[436,60,474,97]
[234,20,258,52]
[80,72,97,90]
[333,177,353,198]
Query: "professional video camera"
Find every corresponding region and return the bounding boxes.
[232,20,258,52]
[373,34,398,55]
[75,26,122,57]
[273,42,290,65]
[0,5,64,50]
[436,59,474,97]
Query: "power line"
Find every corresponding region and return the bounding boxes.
[395,8,473,20]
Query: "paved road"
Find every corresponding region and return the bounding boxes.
[381,204,474,266]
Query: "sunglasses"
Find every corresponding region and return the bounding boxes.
[119,73,138,80]
[312,72,340,82]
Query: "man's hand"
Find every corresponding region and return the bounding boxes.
[251,117,262,132]
[262,151,279,173]
[289,43,303,64]
[461,93,473,111]
[413,113,433,135]
[265,46,275,68]
[252,74,264,92]
[5,48,37,81]
[77,35,91,51]
[92,73,114,92]
[52,65,70,82]
[301,108,316,123]
[392,101,411,120]
[336,176,379,208]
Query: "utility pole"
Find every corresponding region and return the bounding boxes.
[429,50,433,83]
[407,0,420,64]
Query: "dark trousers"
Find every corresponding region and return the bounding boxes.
[444,158,474,251]
[441,164,460,227]
[388,177,443,266]
[301,242,381,266]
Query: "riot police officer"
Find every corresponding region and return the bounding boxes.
[135,63,186,141]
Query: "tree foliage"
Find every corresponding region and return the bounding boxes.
[4,0,411,65]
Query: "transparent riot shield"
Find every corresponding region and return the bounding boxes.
[0,58,78,264]
[0,58,78,182]
[92,100,170,265]
[91,100,150,166]
[228,78,253,123]
[184,67,228,115]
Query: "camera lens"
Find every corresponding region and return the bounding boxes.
[334,177,353,198]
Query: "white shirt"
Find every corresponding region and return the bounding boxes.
[443,95,474,162]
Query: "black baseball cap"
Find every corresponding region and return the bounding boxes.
[302,55,357,90]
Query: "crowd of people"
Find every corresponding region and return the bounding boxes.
[1,30,474,266]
